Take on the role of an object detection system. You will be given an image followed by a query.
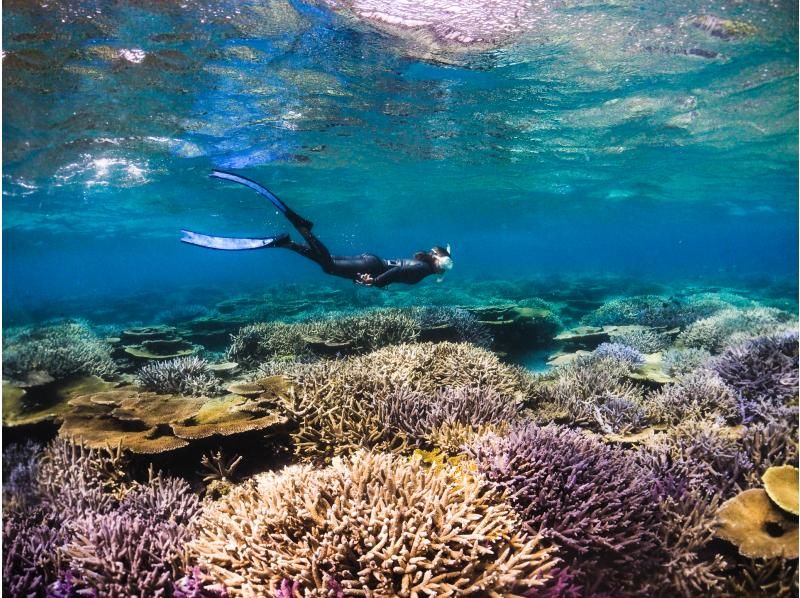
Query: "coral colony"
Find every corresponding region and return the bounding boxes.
[2,282,798,596]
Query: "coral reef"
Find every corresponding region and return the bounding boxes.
[532,356,648,433]
[676,307,796,352]
[581,295,686,328]
[593,341,645,366]
[411,305,493,348]
[137,356,224,396]
[190,450,556,596]
[468,423,663,594]
[375,385,521,446]
[60,387,288,454]
[645,368,739,425]
[277,342,533,461]
[3,438,204,596]
[609,327,670,353]
[661,347,712,376]
[2,321,117,385]
[710,330,799,421]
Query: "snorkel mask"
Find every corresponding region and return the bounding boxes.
[432,244,453,280]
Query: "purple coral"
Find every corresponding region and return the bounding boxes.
[2,439,205,597]
[137,356,223,396]
[710,331,798,420]
[376,385,521,444]
[468,423,663,594]
[593,342,645,366]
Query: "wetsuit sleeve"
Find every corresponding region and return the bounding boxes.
[372,267,402,288]
[372,262,433,287]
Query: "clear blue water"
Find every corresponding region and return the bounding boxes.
[3,0,798,325]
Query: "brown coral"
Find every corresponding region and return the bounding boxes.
[762,465,799,516]
[189,450,556,597]
[715,489,798,559]
[59,387,288,454]
[274,342,532,461]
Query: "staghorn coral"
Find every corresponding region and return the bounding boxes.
[644,368,739,425]
[532,356,648,433]
[137,356,224,396]
[609,327,670,353]
[593,341,645,366]
[278,342,533,461]
[581,295,685,328]
[410,305,493,348]
[375,385,521,446]
[427,421,509,454]
[739,421,799,488]
[646,492,728,597]
[710,330,799,421]
[189,450,556,597]
[227,309,421,367]
[676,307,796,352]
[468,423,663,595]
[2,320,117,384]
[3,438,206,597]
[724,557,799,597]
[306,308,421,353]
[226,321,307,366]
[661,347,712,376]
[63,473,203,596]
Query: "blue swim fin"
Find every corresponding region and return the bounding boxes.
[209,170,313,230]
[180,230,290,251]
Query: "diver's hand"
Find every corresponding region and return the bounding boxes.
[355,273,375,286]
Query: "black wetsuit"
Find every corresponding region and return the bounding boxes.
[281,220,437,288]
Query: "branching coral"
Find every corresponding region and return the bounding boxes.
[676,307,796,352]
[645,369,739,425]
[189,450,557,597]
[593,342,645,366]
[661,347,712,376]
[2,320,117,384]
[532,356,648,433]
[137,356,224,396]
[609,328,670,353]
[279,342,533,461]
[227,309,421,366]
[410,305,493,348]
[3,438,205,596]
[226,321,307,366]
[306,308,421,352]
[710,330,799,420]
[63,473,203,596]
[468,423,663,595]
[581,295,685,327]
[375,385,521,447]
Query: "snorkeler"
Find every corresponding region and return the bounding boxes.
[180,170,453,288]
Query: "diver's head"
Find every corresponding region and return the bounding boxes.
[431,244,453,274]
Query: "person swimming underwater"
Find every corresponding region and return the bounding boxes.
[180,170,454,288]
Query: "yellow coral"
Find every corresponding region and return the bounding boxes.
[190,451,556,597]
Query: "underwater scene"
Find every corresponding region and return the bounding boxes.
[2,0,799,596]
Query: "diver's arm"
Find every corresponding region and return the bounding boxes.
[370,267,402,288]
[372,262,433,288]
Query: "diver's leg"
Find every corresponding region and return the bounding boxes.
[292,226,334,271]
[210,170,313,229]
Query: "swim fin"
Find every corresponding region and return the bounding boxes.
[180,230,290,251]
[209,170,313,230]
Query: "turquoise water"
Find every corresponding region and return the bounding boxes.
[3,0,798,323]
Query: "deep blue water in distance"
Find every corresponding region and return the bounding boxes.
[3,0,798,325]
